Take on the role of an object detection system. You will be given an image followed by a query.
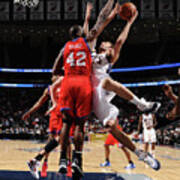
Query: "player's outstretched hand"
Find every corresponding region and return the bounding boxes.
[114,3,121,15]
[22,112,30,121]
[128,10,138,24]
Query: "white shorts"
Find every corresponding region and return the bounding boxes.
[92,80,119,126]
[143,128,156,143]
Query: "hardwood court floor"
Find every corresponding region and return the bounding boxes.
[0,138,179,180]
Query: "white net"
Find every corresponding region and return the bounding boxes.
[14,0,39,8]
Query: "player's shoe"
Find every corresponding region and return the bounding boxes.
[41,161,48,177]
[138,98,161,113]
[124,163,136,169]
[66,162,72,178]
[58,159,67,174]
[27,159,40,179]
[138,151,161,171]
[100,161,111,167]
[72,158,84,177]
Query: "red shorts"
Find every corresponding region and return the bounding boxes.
[105,125,123,147]
[59,76,92,119]
[49,109,62,135]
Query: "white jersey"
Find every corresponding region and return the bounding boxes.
[91,51,118,126]
[142,114,154,130]
[92,52,115,102]
[92,52,110,79]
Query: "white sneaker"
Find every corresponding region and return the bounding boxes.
[143,153,160,171]
[137,98,161,113]
[137,151,160,171]
[27,160,40,179]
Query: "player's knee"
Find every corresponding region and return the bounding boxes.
[48,134,55,141]
[104,144,109,148]
[62,111,73,125]
[44,139,59,154]
[102,78,112,90]
[106,120,116,129]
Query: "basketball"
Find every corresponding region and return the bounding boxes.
[119,2,137,21]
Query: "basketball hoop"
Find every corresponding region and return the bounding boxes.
[14,0,39,8]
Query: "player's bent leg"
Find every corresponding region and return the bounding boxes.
[102,77,134,101]
[41,134,58,177]
[102,77,161,113]
[27,135,59,179]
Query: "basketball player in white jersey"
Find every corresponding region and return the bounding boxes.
[83,3,161,170]
[138,112,157,157]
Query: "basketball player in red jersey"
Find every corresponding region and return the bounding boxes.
[22,76,72,179]
[100,123,135,169]
[52,0,118,176]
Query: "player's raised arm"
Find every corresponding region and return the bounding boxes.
[111,11,138,64]
[86,0,116,43]
[83,2,93,37]
[52,47,64,75]
[22,88,49,120]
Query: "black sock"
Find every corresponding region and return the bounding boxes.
[35,154,43,161]
[106,158,109,162]
[59,150,67,165]
[129,160,133,164]
[60,150,67,160]
[73,150,82,167]
[44,158,48,162]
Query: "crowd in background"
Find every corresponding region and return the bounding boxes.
[0,86,179,146]
[0,88,48,140]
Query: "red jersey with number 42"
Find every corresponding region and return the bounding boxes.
[63,37,92,77]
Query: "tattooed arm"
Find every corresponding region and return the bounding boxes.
[86,0,115,43]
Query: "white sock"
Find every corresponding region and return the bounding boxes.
[130,96,143,107]
[151,150,155,158]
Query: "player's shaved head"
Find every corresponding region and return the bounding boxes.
[69,25,83,39]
